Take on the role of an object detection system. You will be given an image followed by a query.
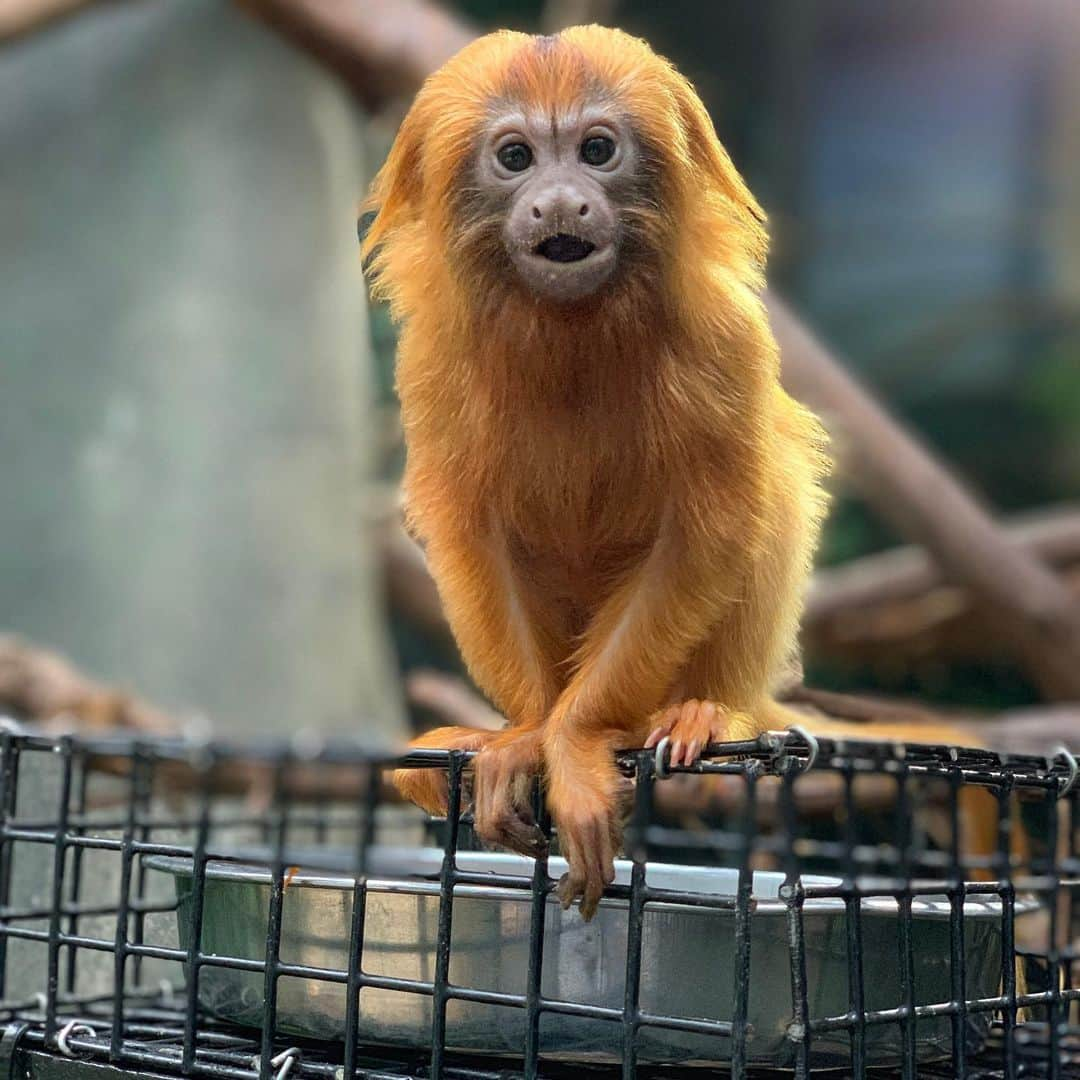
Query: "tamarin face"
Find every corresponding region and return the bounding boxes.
[473,102,640,303]
[363,27,767,320]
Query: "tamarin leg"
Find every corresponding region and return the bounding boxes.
[392,725,497,817]
[397,517,572,851]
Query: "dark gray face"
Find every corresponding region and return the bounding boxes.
[475,105,639,303]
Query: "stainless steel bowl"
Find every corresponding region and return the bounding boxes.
[148,848,1026,1068]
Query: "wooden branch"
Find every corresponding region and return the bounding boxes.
[768,291,1080,701]
[806,563,1080,672]
[234,0,475,111]
[804,510,1080,669]
[0,634,175,735]
[0,0,101,43]
[807,507,1080,623]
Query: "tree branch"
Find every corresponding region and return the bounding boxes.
[768,291,1080,701]
[234,0,475,111]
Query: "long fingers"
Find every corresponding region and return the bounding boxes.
[643,704,681,749]
[473,747,547,857]
[556,811,618,920]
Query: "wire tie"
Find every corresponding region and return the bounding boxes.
[252,1047,301,1080]
[55,1021,95,1058]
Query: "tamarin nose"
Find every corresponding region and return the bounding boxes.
[532,186,590,228]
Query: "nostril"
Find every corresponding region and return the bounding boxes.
[579,204,589,217]
[532,206,542,220]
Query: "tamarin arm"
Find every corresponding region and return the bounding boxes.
[422,511,558,730]
[417,510,562,854]
[545,489,757,756]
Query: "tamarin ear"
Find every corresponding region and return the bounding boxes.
[670,74,768,259]
[360,105,426,265]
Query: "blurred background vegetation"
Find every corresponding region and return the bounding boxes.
[2,0,1078,738]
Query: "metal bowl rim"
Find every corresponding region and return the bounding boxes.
[145,849,1035,920]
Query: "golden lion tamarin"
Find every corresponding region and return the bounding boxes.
[362,26,829,918]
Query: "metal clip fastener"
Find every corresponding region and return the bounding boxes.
[252,1047,301,1080]
[55,1021,96,1058]
[653,735,673,780]
[1054,745,1078,797]
[787,726,820,773]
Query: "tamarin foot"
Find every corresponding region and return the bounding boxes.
[644,699,752,768]
[392,765,453,818]
[392,724,496,818]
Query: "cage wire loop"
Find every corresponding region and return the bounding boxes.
[251,1047,301,1080]
[54,1021,95,1058]
[653,735,673,779]
[785,724,820,772]
[1053,744,1078,796]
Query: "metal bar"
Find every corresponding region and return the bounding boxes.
[843,766,867,1077]
[257,759,288,1080]
[128,753,155,990]
[730,763,758,1078]
[43,738,74,1044]
[621,754,652,1080]
[947,768,967,1078]
[63,753,89,996]
[998,777,1017,1080]
[781,757,811,1078]
[181,751,214,1074]
[895,766,917,1080]
[109,747,144,1062]
[429,751,465,1080]
[1046,777,1062,1080]
[0,732,20,1003]
[522,778,549,1080]
[341,763,377,1080]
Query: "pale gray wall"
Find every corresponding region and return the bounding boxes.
[0,1,404,743]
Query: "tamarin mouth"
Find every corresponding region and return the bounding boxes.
[534,234,596,263]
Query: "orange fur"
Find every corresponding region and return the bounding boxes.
[365,27,830,915]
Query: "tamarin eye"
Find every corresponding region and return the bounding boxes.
[581,135,616,167]
[497,143,533,172]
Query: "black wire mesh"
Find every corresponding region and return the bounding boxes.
[0,721,1075,1080]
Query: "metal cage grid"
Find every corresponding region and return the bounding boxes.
[0,723,1074,1080]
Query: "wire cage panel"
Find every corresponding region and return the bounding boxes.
[0,724,1075,1080]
